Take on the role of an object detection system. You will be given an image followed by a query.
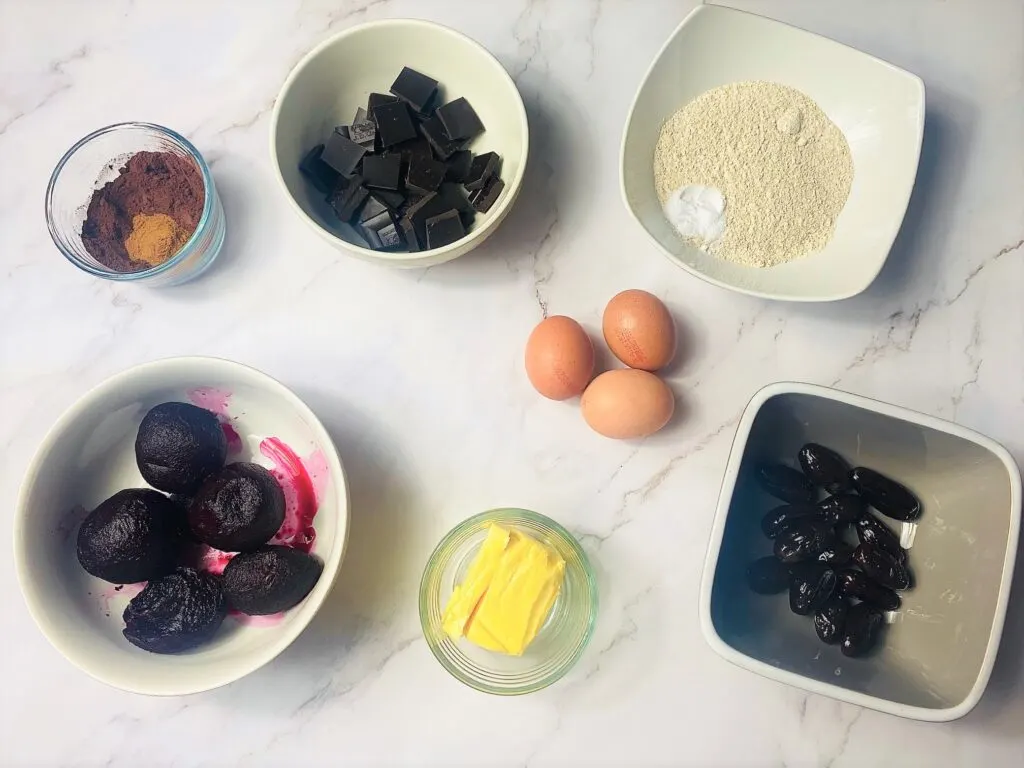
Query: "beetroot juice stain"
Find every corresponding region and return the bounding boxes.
[261,437,321,553]
[187,387,243,454]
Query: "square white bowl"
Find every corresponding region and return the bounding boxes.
[621,5,925,301]
[699,382,1021,721]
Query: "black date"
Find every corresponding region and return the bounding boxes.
[835,568,901,611]
[756,463,816,505]
[854,513,906,563]
[841,603,884,657]
[814,542,854,567]
[814,597,849,644]
[774,519,835,563]
[789,563,837,616]
[817,493,866,525]
[850,467,921,522]
[798,443,851,493]
[761,504,817,539]
[853,545,911,590]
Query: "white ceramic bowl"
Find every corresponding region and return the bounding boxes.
[700,382,1021,721]
[14,357,350,696]
[621,5,925,301]
[271,19,529,268]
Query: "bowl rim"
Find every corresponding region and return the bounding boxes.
[418,507,599,695]
[269,17,530,266]
[697,381,1022,722]
[619,4,927,302]
[45,121,218,282]
[12,355,351,696]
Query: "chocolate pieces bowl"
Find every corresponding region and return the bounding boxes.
[271,19,528,268]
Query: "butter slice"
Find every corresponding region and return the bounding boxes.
[441,523,566,656]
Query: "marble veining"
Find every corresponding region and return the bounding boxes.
[1,0,1023,766]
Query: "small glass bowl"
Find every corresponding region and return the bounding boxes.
[45,122,225,286]
[419,508,598,695]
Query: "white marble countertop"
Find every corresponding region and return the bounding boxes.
[2,1,1023,765]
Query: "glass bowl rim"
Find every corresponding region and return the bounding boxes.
[418,507,599,695]
[44,121,215,282]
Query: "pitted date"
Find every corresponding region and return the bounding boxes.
[761,504,817,539]
[841,603,884,657]
[774,519,835,563]
[756,463,816,505]
[817,493,866,525]
[854,513,906,562]
[789,563,837,616]
[798,443,851,494]
[853,544,911,590]
[815,542,854,567]
[814,597,848,644]
[850,467,921,522]
[746,557,791,594]
[835,568,901,611]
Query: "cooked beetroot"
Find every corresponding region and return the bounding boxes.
[188,463,285,552]
[223,546,323,615]
[123,567,226,653]
[76,489,181,584]
[135,402,227,495]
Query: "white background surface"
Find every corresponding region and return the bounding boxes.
[1,1,1022,766]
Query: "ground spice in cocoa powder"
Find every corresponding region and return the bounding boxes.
[81,151,205,273]
[125,213,191,267]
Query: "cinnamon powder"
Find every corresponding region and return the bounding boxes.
[81,151,205,273]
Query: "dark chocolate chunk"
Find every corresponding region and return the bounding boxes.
[436,97,485,141]
[406,156,446,194]
[368,92,399,124]
[426,209,465,249]
[405,191,455,245]
[359,209,402,251]
[298,144,340,194]
[362,154,402,190]
[353,106,368,124]
[390,67,439,113]
[358,194,390,223]
[372,99,418,147]
[440,182,472,213]
[321,128,367,176]
[399,217,421,252]
[391,137,433,167]
[377,222,403,250]
[469,175,505,213]
[419,114,465,160]
[328,177,368,222]
[324,173,350,201]
[348,119,376,149]
[375,189,406,210]
[413,91,439,119]
[335,125,350,140]
[445,149,473,183]
[464,151,501,190]
[439,183,476,229]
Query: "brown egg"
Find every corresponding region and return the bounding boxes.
[580,369,674,439]
[602,289,676,371]
[525,316,595,400]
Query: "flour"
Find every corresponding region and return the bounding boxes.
[653,81,854,268]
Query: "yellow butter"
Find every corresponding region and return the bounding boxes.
[442,523,566,656]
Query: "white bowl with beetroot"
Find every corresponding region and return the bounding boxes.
[14,357,349,695]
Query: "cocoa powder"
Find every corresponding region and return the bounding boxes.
[81,151,205,272]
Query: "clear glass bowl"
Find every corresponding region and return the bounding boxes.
[419,508,598,695]
[45,122,225,286]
